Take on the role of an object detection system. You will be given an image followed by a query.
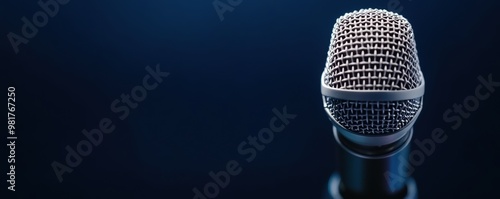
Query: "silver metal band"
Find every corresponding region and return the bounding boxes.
[321,70,425,101]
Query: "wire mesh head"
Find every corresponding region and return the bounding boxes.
[323,9,424,135]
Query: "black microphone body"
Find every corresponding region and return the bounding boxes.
[325,128,418,199]
[333,128,414,198]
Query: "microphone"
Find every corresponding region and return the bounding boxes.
[321,9,424,199]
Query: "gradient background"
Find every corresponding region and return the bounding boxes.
[2,0,500,198]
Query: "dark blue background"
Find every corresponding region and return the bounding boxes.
[2,0,499,198]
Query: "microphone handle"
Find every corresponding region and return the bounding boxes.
[326,127,418,199]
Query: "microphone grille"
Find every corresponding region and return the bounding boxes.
[324,8,422,90]
[325,98,422,134]
[323,9,423,135]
